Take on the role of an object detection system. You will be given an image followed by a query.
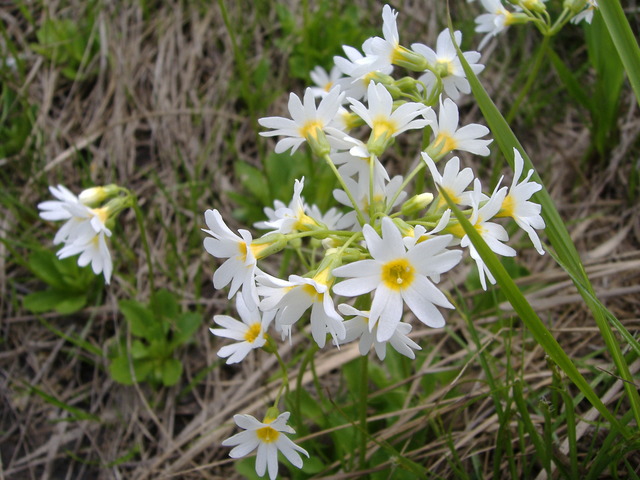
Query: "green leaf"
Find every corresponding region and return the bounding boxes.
[151,289,178,319]
[109,355,153,385]
[28,249,66,287]
[23,289,87,314]
[597,0,640,107]
[171,312,202,347]
[161,357,182,386]
[119,299,164,340]
[234,160,270,206]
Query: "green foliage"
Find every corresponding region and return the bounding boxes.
[23,248,98,314]
[275,0,376,81]
[0,85,36,159]
[108,289,201,387]
[31,15,99,81]
[230,150,336,225]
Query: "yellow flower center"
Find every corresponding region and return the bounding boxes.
[498,194,515,218]
[372,116,398,140]
[323,81,334,92]
[244,322,263,343]
[447,222,466,239]
[435,59,454,77]
[299,120,323,141]
[238,241,270,262]
[381,258,415,291]
[256,426,280,443]
[433,133,458,155]
[91,207,109,225]
[436,187,461,209]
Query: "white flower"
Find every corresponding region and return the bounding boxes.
[222,411,309,480]
[362,4,401,71]
[258,86,347,154]
[202,209,264,309]
[306,204,344,231]
[57,230,113,284]
[210,294,275,364]
[459,179,516,290]
[571,0,597,24]
[333,175,406,230]
[337,304,421,360]
[332,217,461,341]
[38,185,114,283]
[475,0,515,49]
[411,30,484,101]
[254,178,319,234]
[309,65,346,98]
[425,97,492,157]
[498,149,545,255]
[348,82,430,154]
[423,153,476,208]
[257,269,346,348]
[333,45,393,101]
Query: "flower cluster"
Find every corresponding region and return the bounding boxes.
[38,184,130,284]
[472,0,600,50]
[208,4,547,478]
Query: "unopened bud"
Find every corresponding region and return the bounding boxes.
[79,184,120,206]
[401,193,434,216]
[391,46,428,71]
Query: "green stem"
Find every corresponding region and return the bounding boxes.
[385,161,426,215]
[273,348,290,406]
[358,353,368,470]
[506,35,552,123]
[323,153,367,226]
[132,196,155,293]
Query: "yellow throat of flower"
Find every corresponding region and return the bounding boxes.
[256,425,280,443]
[299,120,323,141]
[381,258,415,291]
[244,322,263,343]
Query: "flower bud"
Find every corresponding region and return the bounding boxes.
[391,46,429,71]
[79,184,120,206]
[520,0,547,13]
[401,193,434,216]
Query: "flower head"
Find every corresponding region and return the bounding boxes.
[222,411,309,480]
[258,86,347,155]
[475,0,515,49]
[424,97,492,158]
[257,269,346,348]
[337,304,421,360]
[412,30,484,101]
[210,294,275,364]
[423,153,475,208]
[333,217,461,341]
[497,149,545,254]
[349,81,430,155]
[38,185,114,283]
[456,179,516,290]
[203,209,271,310]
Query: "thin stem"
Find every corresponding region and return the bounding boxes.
[506,35,552,123]
[358,353,368,470]
[323,153,367,226]
[385,161,426,215]
[273,348,290,406]
[132,196,155,293]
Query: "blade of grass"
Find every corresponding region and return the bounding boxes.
[446,14,640,431]
[597,0,640,107]
[438,185,628,438]
[512,380,551,475]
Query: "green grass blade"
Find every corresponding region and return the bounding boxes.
[438,185,628,437]
[512,380,550,474]
[597,1,640,107]
[447,20,640,431]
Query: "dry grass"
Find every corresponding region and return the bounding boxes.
[1,0,639,479]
